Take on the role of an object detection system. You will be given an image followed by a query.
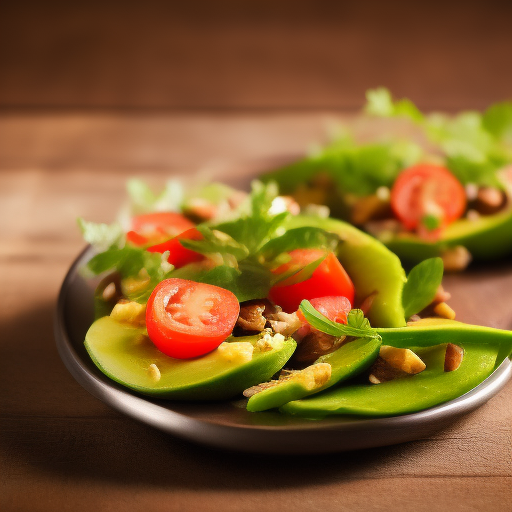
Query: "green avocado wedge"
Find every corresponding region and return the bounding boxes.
[280,342,500,419]
[85,316,296,400]
[288,215,407,328]
[246,337,381,412]
[384,207,512,265]
[377,318,512,369]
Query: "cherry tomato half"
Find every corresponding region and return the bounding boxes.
[147,228,204,268]
[296,295,352,338]
[146,278,240,359]
[269,249,355,313]
[390,164,466,231]
[129,212,196,245]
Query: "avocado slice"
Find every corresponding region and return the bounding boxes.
[280,342,501,418]
[288,215,407,328]
[377,318,512,369]
[246,337,381,412]
[382,207,512,265]
[85,316,296,400]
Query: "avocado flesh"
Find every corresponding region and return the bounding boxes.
[384,207,512,264]
[247,337,381,412]
[280,342,500,418]
[288,215,407,328]
[85,316,296,400]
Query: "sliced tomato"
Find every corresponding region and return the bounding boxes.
[390,164,466,232]
[307,296,351,324]
[130,212,195,244]
[146,278,240,359]
[269,249,355,313]
[296,295,352,338]
[147,228,204,268]
[126,230,150,246]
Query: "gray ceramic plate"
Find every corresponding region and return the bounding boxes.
[55,246,512,454]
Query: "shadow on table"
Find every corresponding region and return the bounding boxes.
[0,300,499,490]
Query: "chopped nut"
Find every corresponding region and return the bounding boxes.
[369,357,408,384]
[121,269,151,295]
[441,245,472,272]
[433,302,456,320]
[235,299,282,335]
[433,285,452,304]
[102,282,117,301]
[444,343,464,372]
[466,209,480,221]
[351,194,391,225]
[255,332,285,352]
[217,342,254,363]
[148,363,161,382]
[475,187,506,215]
[379,346,427,374]
[266,311,302,337]
[236,301,267,333]
[293,331,345,364]
[110,300,147,327]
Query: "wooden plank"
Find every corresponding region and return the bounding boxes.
[1,1,511,110]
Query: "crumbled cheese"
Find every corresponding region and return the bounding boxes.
[217,342,254,363]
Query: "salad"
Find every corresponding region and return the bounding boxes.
[79,179,512,419]
[262,89,512,270]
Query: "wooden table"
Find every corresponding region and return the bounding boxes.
[1,114,511,512]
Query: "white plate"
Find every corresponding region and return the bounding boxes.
[55,246,512,454]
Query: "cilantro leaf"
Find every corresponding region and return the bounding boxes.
[195,261,273,303]
[179,225,250,262]
[212,180,289,253]
[402,257,444,319]
[299,300,381,340]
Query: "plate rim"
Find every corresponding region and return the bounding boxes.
[54,245,512,454]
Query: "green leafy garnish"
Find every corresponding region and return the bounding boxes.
[77,218,124,253]
[402,257,444,319]
[299,300,381,340]
[263,135,423,199]
[87,246,174,302]
[257,227,339,262]
[213,180,289,253]
[365,88,512,188]
[179,225,249,263]
[127,178,184,214]
[365,88,424,123]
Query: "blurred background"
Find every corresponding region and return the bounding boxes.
[2,0,511,174]
[1,0,511,112]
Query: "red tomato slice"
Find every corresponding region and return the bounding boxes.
[296,295,352,338]
[391,164,466,231]
[146,278,240,359]
[269,249,355,313]
[130,212,196,244]
[147,228,204,268]
[126,230,150,246]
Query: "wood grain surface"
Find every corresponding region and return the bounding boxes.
[2,0,512,111]
[1,115,511,512]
